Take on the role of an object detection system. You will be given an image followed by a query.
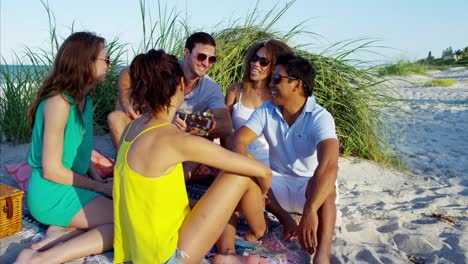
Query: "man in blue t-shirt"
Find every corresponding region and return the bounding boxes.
[108,32,232,148]
[233,53,339,261]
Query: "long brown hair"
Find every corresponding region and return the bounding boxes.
[242,39,292,90]
[27,31,105,128]
[129,49,184,117]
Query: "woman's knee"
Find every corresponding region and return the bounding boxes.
[70,196,113,228]
[107,110,128,128]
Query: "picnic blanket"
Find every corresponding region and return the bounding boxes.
[187,181,311,263]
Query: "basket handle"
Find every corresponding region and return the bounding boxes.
[3,197,13,219]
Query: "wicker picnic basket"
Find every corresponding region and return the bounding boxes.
[0,183,24,238]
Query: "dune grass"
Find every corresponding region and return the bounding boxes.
[377,60,428,77]
[423,78,457,87]
[0,0,399,165]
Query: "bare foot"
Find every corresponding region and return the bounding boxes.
[313,251,331,264]
[31,226,78,251]
[244,227,268,242]
[14,248,42,264]
[213,254,271,264]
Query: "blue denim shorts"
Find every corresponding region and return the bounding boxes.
[165,248,186,264]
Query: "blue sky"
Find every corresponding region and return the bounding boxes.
[1,0,467,65]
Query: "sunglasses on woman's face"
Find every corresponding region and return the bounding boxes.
[271,73,299,85]
[97,55,111,67]
[196,53,217,64]
[251,53,270,67]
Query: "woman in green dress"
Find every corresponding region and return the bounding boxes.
[15,31,114,264]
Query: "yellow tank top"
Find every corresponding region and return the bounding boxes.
[113,122,190,264]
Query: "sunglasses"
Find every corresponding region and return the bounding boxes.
[251,53,270,67]
[196,53,217,64]
[271,73,299,85]
[97,55,111,67]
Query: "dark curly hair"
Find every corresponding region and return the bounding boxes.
[129,49,184,116]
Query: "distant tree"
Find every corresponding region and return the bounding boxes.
[455,49,463,60]
[464,47,468,57]
[442,46,454,59]
[427,51,434,60]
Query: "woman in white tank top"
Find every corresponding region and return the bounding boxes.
[223,40,291,165]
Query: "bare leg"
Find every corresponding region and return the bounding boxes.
[107,110,131,150]
[216,212,239,254]
[30,226,84,251]
[213,254,270,264]
[15,196,114,264]
[238,181,267,242]
[313,194,336,264]
[177,173,267,264]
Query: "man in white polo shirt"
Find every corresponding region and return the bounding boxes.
[233,53,339,262]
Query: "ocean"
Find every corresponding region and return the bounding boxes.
[0,64,48,85]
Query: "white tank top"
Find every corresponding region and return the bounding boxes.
[232,90,269,166]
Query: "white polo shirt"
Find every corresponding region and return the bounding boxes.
[245,96,337,178]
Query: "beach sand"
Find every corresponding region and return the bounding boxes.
[1,67,467,263]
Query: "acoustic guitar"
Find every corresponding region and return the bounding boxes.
[177,111,215,136]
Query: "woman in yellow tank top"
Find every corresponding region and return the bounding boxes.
[113,49,272,264]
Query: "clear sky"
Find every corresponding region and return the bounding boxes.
[1,0,467,65]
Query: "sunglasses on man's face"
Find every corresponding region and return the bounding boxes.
[97,55,111,67]
[251,53,270,67]
[271,73,299,85]
[196,53,217,64]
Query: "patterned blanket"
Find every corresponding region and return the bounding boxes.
[187,181,311,263]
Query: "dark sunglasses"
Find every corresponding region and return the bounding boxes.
[97,55,111,67]
[251,53,270,67]
[196,53,217,64]
[271,73,299,84]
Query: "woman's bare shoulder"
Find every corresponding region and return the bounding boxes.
[227,82,242,94]
[44,94,71,111]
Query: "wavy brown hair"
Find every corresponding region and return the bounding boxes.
[27,31,106,128]
[129,49,184,117]
[242,39,292,89]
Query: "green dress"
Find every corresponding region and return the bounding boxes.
[27,93,101,227]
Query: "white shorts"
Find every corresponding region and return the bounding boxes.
[270,175,339,214]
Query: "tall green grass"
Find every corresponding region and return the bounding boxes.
[0,60,45,143]
[377,60,428,76]
[0,0,399,165]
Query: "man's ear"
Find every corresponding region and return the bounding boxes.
[293,79,302,93]
[183,48,190,58]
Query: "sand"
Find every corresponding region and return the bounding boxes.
[1,67,467,263]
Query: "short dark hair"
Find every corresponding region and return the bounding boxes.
[129,49,184,116]
[276,53,315,96]
[185,32,216,52]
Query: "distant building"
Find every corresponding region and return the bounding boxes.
[443,54,454,60]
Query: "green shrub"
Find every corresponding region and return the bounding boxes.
[377,60,427,76]
[424,78,457,87]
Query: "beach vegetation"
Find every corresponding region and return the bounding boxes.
[0,0,399,166]
[423,78,457,87]
[377,60,428,76]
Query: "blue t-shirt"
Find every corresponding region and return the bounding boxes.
[245,96,337,177]
[178,62,226,113]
